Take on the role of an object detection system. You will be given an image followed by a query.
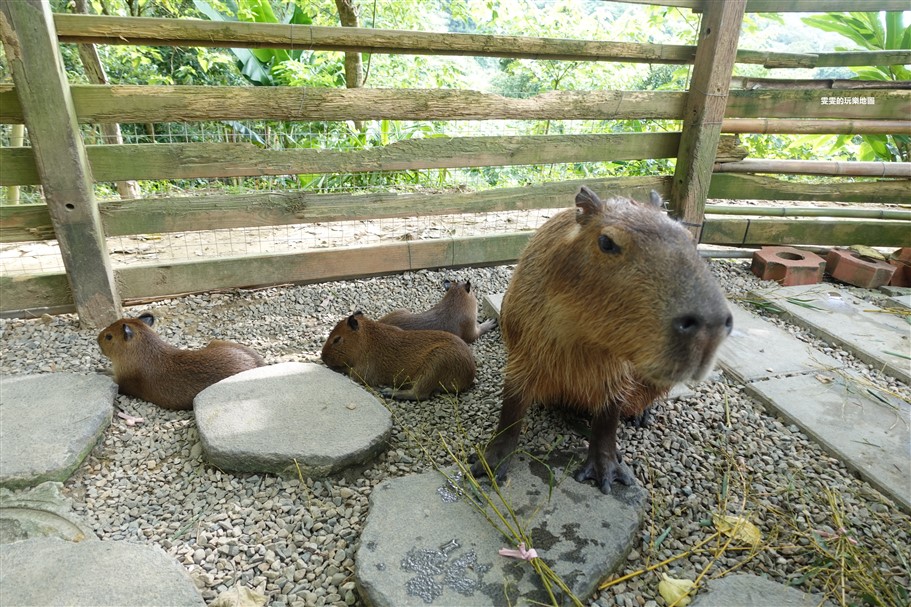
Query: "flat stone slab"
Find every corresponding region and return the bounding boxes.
[691,573,833,607]
[751,285,910,384]
[356,452,646,606]
[887,294,911,310]
[879,285,911,297]
[746,371,910,513]
[195,362,392,476]
[0,481,97,544]
[0,537,204,606]
[718,304,843,383]
[0,373,116,489]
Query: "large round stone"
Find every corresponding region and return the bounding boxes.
[0,373,116,489]
[195,362,392,476]
[0,537,204,606]
[356,452,647,606]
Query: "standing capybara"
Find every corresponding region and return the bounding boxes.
[321,311,476,400]
[97,312,265,410]
[379,279,496,343]
[473,186,732,494]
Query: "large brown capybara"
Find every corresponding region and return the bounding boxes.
[379,279,496,343]
[472,186,732,494]
[321,311,476,400]
[97,312,265,410]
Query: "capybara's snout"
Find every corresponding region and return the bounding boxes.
[667,301,732,382]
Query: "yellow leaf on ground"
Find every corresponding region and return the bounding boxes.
[712,513,762,548]
[658,573,695,607]
[849,245,886,261]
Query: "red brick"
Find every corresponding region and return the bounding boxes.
[826,248,896,289]
[888,248,911,287]
[751,246,825,286]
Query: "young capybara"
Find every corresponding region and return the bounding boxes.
[379,279,496,343]
[321,311,476,400]
[472,186,732,494]
[97,312,265,410]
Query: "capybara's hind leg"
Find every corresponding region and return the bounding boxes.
[574,405,635,494]
[472,378,529,482]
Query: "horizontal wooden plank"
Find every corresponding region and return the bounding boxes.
[113,232,531,299]
[726,90,910,120]
[615,0,911,11]
[0,176,669,242]
[0,85,686,124]
[0,272,72,314]
[707,174,911,205]
[3,86,905,125]
[702,218,910,247]
[731,77,911,91]
[53,14,698,64]
[0,133,686,185]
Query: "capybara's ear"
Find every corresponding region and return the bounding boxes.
[443,279,452,290]
[464,280,471,293]
[575,186,604,221]
[138,312,155,327]
[122,324,134,341]
[347,313,361,331]
[648,190,665,209]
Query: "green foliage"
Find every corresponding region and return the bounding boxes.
[802,12,911,162]
[193,0,314,86]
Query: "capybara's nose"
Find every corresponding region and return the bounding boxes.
[672,311,733,339]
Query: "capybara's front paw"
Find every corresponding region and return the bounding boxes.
[574,453,636,495]
[469,448,510,484]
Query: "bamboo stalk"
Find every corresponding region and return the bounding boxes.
[714,159,911,178]
[705,205,911,220]
[721,119,911,135]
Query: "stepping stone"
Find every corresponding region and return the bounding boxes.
[0,537,204,606]
[691,573,833,607]
[746,371,910,513]
[0,373,116,489]
[751,284,911,384]
[718,304,842,383]
[195,362,392,477]
[0,481,97,544]
[356,452,646,606]
[886,294,911,311]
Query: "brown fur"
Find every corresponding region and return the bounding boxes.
[475,186,732,494]
[379,279,496,343]
[321,312,476,400]
[97,313,265,410]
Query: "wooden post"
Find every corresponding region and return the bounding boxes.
[0,0,121,327]
[670,0,746,241]
[74,0,140,200]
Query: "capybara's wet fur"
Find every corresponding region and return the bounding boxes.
[97,313,265,410]
[474,186,732,494]
[379,279,496,343]
[321,312,476,400]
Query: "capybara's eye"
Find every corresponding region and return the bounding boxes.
[332,336,341,345]
[105,333,113,341]
[598,234,621,254]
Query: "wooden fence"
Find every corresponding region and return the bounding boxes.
[0,0,909,326]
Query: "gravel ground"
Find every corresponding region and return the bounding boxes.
[1,259,909,607]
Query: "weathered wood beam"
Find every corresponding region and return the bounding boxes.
[53,14,698,64]
[1,86,906,124]
[702,218,910,247]
[731,77,911,91]
[4,133,733,185]
[715,159,911,178]
[707,174,910,205]
[721,119,911,135]
[1,176,670,243]
[670,0,746,240]
[612,0,911,12]
[0,0,119,327]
